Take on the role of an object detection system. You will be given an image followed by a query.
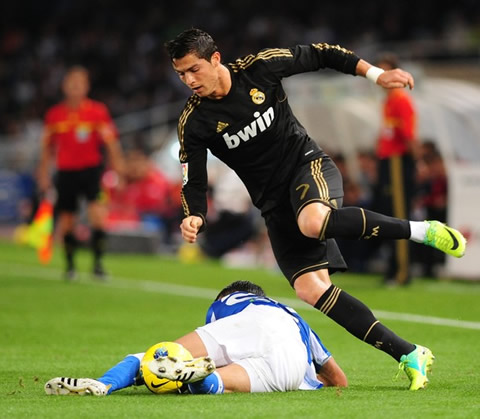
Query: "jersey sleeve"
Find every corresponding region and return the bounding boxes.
[309,329,331,371]
[178,97,208,224]
[234,43,360,82]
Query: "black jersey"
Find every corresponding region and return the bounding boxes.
[177,43,360,221]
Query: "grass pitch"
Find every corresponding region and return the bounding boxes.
[0,240,479,418]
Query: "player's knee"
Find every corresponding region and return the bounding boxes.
[294,271,332,305]
[294,282,328,306]
[297,204,330,238]
[295,287,316,305]
[297,216,325,239]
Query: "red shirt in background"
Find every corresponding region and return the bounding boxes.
[104,167,179,229]
[376,89,416,159]
[44,98,117,170]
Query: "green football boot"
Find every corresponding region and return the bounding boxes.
[423,220,466,258]
[397,345,435,390]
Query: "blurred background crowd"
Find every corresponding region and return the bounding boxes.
[2,0,480,136]
[1,0,479,278]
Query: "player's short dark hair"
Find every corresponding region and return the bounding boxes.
[215,281,266,301]
[375,52,399,70]
[65,65,90,79]
[164,28,218,61]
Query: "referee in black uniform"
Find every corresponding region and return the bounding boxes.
[164,28,465,389]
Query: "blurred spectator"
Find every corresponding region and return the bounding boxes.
[355,150,378,208]
[200,167,260,260]
[2,1,480,137]
[335,178,372,273]
[412,140,438,220]
[413,145,448,277]
[372,53,418,286]
[330,153,350,183]
[177,163,263,265]
[103,146,182,243]
[36,66,124,280]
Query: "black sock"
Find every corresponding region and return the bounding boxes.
[64,232,76,271]
[91,228,106,266]
[322,207,410,241]
[314,285,415,361]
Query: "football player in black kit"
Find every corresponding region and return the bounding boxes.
[165,28,466,390]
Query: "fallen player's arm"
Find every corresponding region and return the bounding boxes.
[317,356,348,387]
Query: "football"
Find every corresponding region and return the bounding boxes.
[140,341,193,394]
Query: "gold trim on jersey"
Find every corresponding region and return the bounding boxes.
[178,95,201,162]
[311,158,329,201]
[180,190,190,217]
[312,43,354,55]
[230,48,293,73]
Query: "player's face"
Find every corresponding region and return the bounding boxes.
[172,52,222,98]
[62,70,90,101]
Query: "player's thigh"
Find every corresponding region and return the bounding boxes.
[217,363,251,393]
[293,269,332,305]
[195,315,263,367]
[175,331,208,358]
[55,170,79,213]
[264,203,347,286]
[80,166,103,203]
[289,156,344,219]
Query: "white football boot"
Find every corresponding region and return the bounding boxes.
[44,377,109,396]
[148,356,216,383]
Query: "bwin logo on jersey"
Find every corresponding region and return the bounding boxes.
[222,107,274,149]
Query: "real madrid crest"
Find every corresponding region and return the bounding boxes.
[250,88,265,105]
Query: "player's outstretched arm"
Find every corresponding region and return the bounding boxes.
[356,59,414,90]
[317,356,348,387]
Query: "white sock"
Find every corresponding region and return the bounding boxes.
[409,221,429,243]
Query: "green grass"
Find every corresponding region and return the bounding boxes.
[1,240,479,418]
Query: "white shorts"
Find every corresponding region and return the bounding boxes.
[195,305,309,393]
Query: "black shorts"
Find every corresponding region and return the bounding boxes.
[264,156,347,286]
[55,166,103,212]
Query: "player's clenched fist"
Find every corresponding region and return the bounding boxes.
[180,215,204,243]
[378,68,414,90]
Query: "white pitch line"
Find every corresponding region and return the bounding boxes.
[2,262,480,331]
[272,297,480,330]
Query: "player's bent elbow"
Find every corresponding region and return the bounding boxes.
[333,374,348,388]
[317,357,348,387]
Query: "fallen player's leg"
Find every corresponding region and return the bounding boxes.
[148,355,216,383]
